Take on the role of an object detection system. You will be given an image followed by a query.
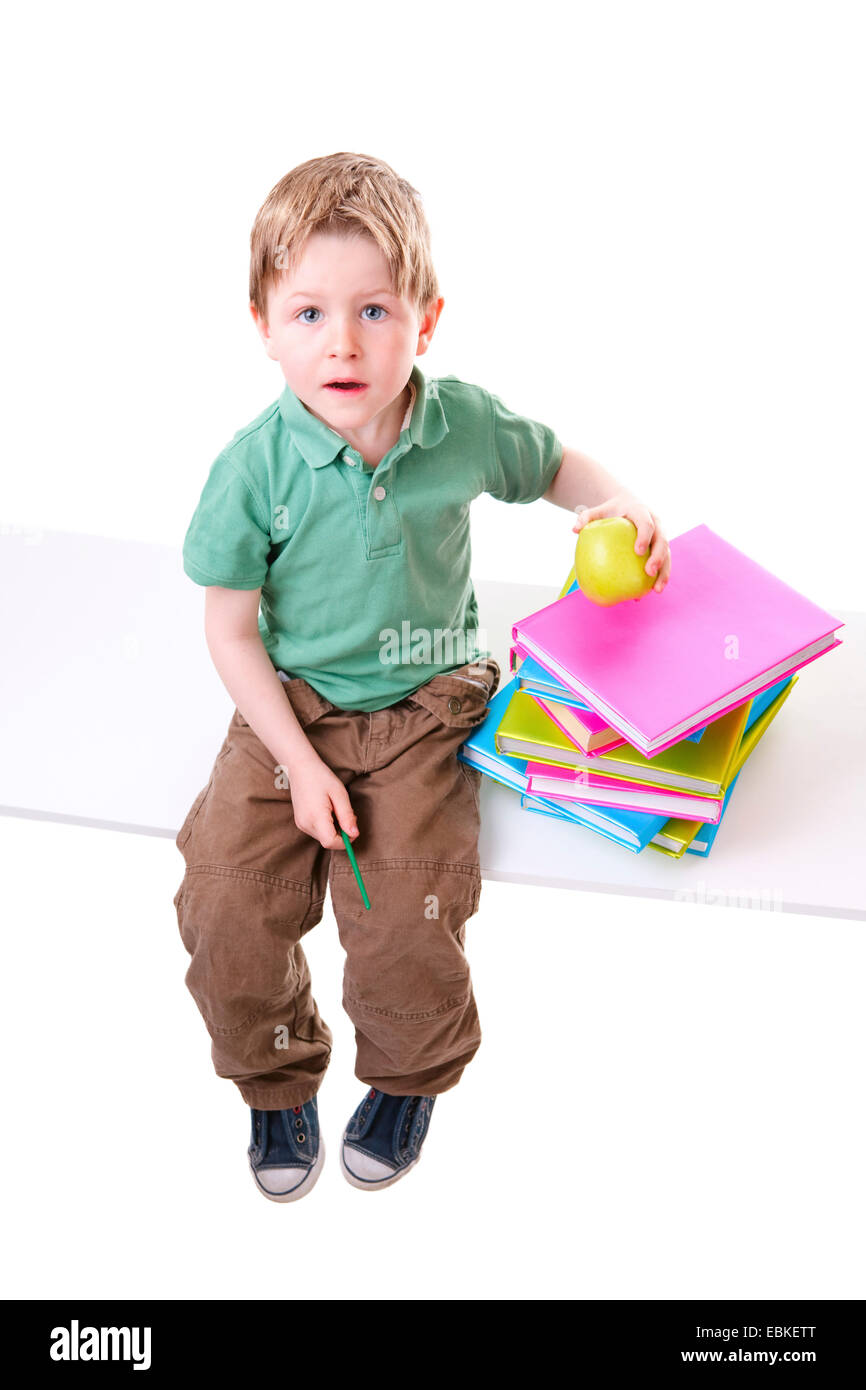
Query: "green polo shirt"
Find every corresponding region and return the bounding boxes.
[181,363,564,711]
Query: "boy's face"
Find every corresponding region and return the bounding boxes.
[251,230,443,446]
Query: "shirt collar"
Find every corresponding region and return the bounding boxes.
[277,362,449,469]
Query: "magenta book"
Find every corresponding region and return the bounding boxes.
[512,524,843,756]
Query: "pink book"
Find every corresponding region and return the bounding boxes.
[512,524,843,757]
[525,760,723,824]
[532,696,626,756]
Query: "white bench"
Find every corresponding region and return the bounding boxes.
[2,527,862,921]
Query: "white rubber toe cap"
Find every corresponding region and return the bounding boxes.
[340,1134,422,1190]
[342,1148,396,1182]
[249,1138,325,1202]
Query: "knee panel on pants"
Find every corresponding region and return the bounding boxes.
[330,858,481,1022]
[174,866,325,1035]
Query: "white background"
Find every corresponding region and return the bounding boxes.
[2,0,864,1302]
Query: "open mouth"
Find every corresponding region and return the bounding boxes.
[326,381,367,392]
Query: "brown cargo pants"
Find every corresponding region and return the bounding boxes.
[172,658,501,1110]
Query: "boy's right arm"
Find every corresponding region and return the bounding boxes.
[203,586,358,850]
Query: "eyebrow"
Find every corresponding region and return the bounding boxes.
[281,286,398,302]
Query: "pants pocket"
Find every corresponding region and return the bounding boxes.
[175,744,232,852]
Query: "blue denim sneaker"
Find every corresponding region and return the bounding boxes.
[248,1097,325,1202]
[340,1088,436,1190]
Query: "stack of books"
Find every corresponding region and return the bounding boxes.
[458,524,844,857]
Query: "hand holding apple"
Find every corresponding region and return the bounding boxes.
[574,517,655,606]
[572,492,671,598]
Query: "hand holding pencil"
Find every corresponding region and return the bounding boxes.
[286,757,360,852]
[286,757,370,908]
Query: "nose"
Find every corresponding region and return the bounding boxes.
[328,313,360,358]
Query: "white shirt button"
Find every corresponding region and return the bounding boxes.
[373,485,386,501]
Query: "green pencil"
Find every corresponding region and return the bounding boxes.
[340,829,371,910]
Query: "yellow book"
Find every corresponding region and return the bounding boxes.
[649,825,699,859]
[495,689,749,796]
[557,562,577,600]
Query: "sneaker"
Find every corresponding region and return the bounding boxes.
[248,1097,325,1202]
[340,1088,436,1190]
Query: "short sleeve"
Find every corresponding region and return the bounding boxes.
[181,452,271,589]
[485,390,564,504]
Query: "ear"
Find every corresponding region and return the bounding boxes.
[250,302,278,360]
[416,296,444,354]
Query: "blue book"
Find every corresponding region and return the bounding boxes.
[519,791,667,853]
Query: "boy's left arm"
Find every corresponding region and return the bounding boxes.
[542,444,671,595]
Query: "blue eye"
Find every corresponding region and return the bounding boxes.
[296,304,387,324]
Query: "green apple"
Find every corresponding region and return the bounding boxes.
[575,517,655,606]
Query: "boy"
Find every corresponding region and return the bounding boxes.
[173,151,670,1202]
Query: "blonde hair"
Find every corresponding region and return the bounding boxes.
[249,151,440,325]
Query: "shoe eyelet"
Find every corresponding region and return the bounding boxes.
[293,1105,302,1114]
[297,1132,306,1143]
[295,1117,303,1128]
